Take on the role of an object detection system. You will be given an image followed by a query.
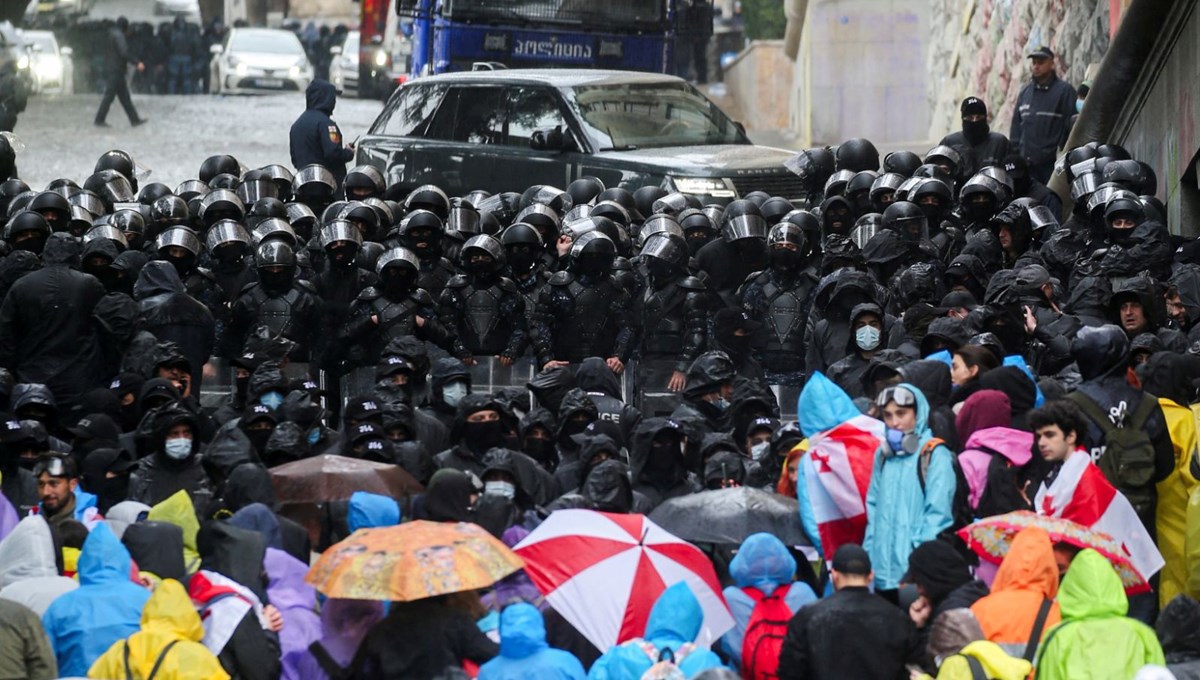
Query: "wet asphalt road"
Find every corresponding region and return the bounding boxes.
[16,92,384,189]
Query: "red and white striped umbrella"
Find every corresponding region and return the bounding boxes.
[513,509,733,651]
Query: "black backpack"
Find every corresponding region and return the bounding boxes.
[1068,391,1158,517]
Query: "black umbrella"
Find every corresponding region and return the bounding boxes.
[648,486,810,546]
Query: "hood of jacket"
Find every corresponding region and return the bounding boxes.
[990,526,1058,600]
[630,417,686,486]
[963,427,1033,466]
[248,361,289,403]
[889,381,932,442]
[729,532,797,595]
[1139,353,1200,406]
[520,407,557,438]
[147,490,200,572]
[78,522,135,586]
[430,357,471,405]
[905,538,971,603]
[1057,548,1127,620]
[1064,275,1112,326]
[703,450,746,486]
[1071,324,1131,381]
[121,520,187,582]
[577,434,622,485]
[348,490,400,532]
[498,601,550,659]
[1158,594,1200,662]
[82,237,120,267]
[977,368,1037,418]
[580,459,634,513]
[644,581,704,646]
[955,389,1012,442]
[228,503,284,551]
[11,382,56,414]
[140,577,205,641]
[554,388,599,439]
[203,425,259,483]
[576,356,623,399]
[133,260,185,300]
[827,269,881,319]
[43,232,81,266]
[899,359,953,409]
[197,520,267,603]
[305,78,337,114]
[797,371,862,437]
[264,546,316,613]
[1170,264,1200,324]
[0,514,59,586]
[1110,275,1165,331]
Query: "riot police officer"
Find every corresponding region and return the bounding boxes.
[500,222,551,344]
[738,223,818,386]
[636,232,707,393]
[155,227,220,312]
[438,235,526,363]
[313,220,376,370]
[225,241,322,361]
[341,247,458,369]
[531,231,634,372]
[395,209,458,300]
[204,220,256,347]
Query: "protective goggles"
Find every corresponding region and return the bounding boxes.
[32,455,74,478]
[876,386,917,409]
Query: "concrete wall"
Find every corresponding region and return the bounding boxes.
[789,0,932,147]
[925,0,1109,145]
[722,40,795,132]
[1112,2,1200,235]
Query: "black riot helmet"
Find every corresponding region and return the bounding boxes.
[1105,196,1144,244]
[291,165,336,210]
[883,150,922,177]
[721,199,767,243]
[910,178,953,225]
[69,206,96,238]
[882,200,929,243]
[779,209,822,259]
[641,232,689,283]
[199,155,242,184]
[344,165,385,200]
[376,247,421,299]
[464,190,491,207]
[924,145,962,179]
[447,197,481,238]
[94,149,140,192]
[358,241,385,271]
[396,209,444,259]
[595,188,640,223]
[521,185,573,214]
[475,192,523,227]
[235,177,279,206]
[174,179,210,203]
[83,170,134,209]
[501,222,543,272]
[766,222,808,271]
[850,213,883,250]
[959,175,1003,224]
[823,170,855,199]
[319,220,363,269]
[590,200,632,230]
[460,234,505,276]
[759,196,795,226]
[255,241,296,294]
[569,231,617,279]
[870,173,905,212]
[198,189,246,228]
[787,146,836,192]
[156,226,201,276]
[634,186,669,220]
[109,209,146,249]
[285,202,318,238]
[405,185,450,219]
[514,203,561,246]
[245,197,287,231]
[638,213,685,247]
[83,224,128,252]
[338,201,381,240]
[150,195,191,232]
[251,218,298,248]
[29,191,72,232]
[321,200,348,226]
[6,210,51,254]
[256,164,294,201]
[206,220,253,262]
[835,138,880,172]
[846,170,878,216]
[208,172,240,191]
[567,176,605,207]
[678,208,716,255]
[651,192,699,217]
[137,182,172,205]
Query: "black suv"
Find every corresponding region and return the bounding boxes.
[354,69,802,204]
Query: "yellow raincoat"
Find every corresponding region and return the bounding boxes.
[87,579,229,680]
[147,491,201,576]
[916,640,1032,680]
[1156,398,1200,606]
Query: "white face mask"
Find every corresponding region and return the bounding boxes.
[855,325,881,351]
[164,437,192,460]
[484,480,515,499]
[750,441,770,462]
[442,381,469,408]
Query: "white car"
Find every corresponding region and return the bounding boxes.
[210,28,313,95]
[328,30,359,96]
[154,0,200,17]
[21,30,71,94]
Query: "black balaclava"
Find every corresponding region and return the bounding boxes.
[380,267,417,301]
[464,420,506,457]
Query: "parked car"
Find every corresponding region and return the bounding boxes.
[328,30,359,96]
[28,0,95,20]
[154,0,200,17]
[21,29,71,94]
[209,28,313,95]
[354,69,800,202]
[0,22,33,89]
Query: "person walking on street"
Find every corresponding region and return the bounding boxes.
[1009,46,1075,184]
[95,17,148,128]
[289,80,354,190]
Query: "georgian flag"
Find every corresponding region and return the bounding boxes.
[803,414,883,560]
[1035,450,1165,582]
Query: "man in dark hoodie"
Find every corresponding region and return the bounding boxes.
[289,79,354,189]
[575,356,640,445]
[0,233,106,409]
[423,358,471,430]
[1109,275,1188,353]
[133,260,216,393]
[126,403,213,508]
[630,417,698,509]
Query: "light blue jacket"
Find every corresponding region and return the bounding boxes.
[478,602,586,680]
[862,382,956,591]
[719,533,816,666]
[41,522,151,677]
[347,491,401,533]
[588,582,725,679]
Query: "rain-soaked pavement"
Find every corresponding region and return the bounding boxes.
[16,92,384,189]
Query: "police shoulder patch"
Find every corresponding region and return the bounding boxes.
[328,125,340,143]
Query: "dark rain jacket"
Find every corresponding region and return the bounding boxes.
[289,80,354,187]
[0,234,106,406]
[134,261,217,389]
[348,599,498,679]
[1009,73,1076,167]
[575,357,640,445]
[630,417,700,509]
[127,406,213,509]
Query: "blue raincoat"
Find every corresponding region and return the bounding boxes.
[794,372,865,557]
[719,533,816,666]
[588,582,725,679]
[477,602,586,680]
[862,382,956,591]
[348,491,401,533]
[41,522,151,677]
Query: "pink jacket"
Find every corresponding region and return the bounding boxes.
[957,427,1034,509]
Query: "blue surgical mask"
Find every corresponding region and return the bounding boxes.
[484,481,515,499]
[307,428,321,445]
[750,441,770,462]
[1076,98,1084,113]
[259,391,284,410]
[885,427,905,452]
[164,437,192,460]
[711,397,730,411]
[855,325,881,351]
[442,381,469,409]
